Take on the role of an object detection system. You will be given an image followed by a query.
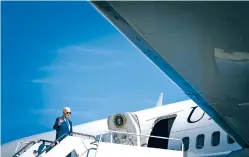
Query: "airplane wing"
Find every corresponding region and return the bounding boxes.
[90,1,249,148]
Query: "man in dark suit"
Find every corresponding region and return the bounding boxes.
[53,107,73,140]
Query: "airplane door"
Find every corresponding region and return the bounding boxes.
[147,116,176,149]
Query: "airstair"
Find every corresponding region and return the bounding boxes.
[13,131,184,157]
[12,132,96,157]
[12,139,53,157]
[36,132,97,157]
[13,112,184,157]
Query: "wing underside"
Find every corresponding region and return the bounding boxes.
[91,1,249,148]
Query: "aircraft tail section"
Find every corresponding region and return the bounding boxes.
[155,93,163,107]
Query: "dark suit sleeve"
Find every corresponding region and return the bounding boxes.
[53,118,60,130]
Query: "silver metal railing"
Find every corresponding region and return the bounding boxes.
[71,132,96,141]
[14,141,30,154]
[13,139,54,157]
[98,130,184,152]
[36,132,96,157]
[13,141,36,157]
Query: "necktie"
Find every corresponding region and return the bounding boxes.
[66,119,70,131]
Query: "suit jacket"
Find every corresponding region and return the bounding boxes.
[53,117,73,140]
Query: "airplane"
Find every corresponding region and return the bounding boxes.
[2,2,248,157]
[90,1,249,151]
[1,93,244,157]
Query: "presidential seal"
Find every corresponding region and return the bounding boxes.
[114,114,126,128]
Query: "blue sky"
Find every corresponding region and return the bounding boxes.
[1,2,189,144]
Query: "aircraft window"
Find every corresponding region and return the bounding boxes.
[182,137,189,151]
[196,134,205,149]
[227,135,235,144]
[211,131,220,146]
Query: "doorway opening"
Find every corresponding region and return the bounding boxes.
[147,115,176,149]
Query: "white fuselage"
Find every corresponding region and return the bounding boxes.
[1,100,242,157]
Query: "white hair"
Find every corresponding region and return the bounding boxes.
[63,107,71,112]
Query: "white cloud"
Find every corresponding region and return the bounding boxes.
[31,108,61,115]
[31,78,54,84]
[39,64,104,72]
[30,108,96,119]
[32,40,128,84]
[38,61,125,73]
[31,108,99,121]
[62,96,108,102]
[58,45,116,55]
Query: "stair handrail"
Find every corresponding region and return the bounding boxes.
[35,134,68,157]
[70,132,96,141]
[35,132,96,157]
[37,139,54,144]
[12,141,36,157]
